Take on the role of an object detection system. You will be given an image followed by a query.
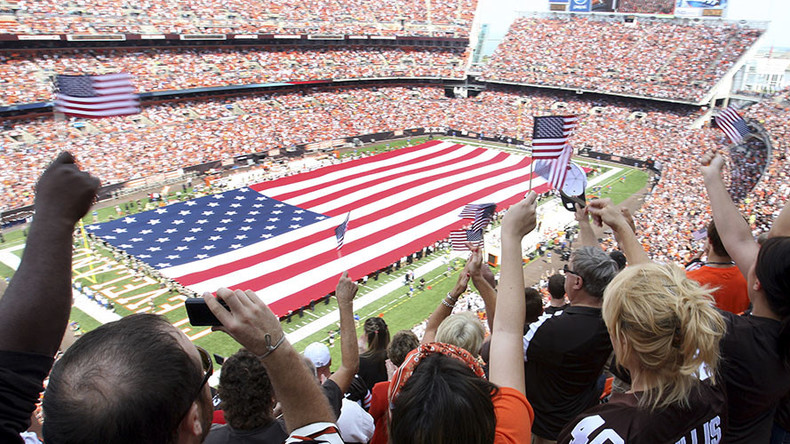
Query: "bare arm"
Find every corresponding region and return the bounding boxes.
[575,204,598,248]
[700,150,759,277]
[328,272,359,393]
[206,288,334,432]
[0,152,99,355]
[467,247,497,331]
[587,199,650,265]
[422,269,469,344]
[768,202,790,238]
[490,192,537,395]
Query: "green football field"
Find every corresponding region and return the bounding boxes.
[0,139,648,372]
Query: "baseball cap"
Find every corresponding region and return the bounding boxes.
[304,342,331,368]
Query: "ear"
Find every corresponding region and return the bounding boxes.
[177,402,204,444]
[572,275,584,291]
[753,277,762,292]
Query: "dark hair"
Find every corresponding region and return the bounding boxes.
[362,317,390,357]
[389,354,498,444]
[219,349,275,430]
[707,220,730,258]
[387,330,420,367]
[43,314,202,444]
[547,274,566,300]
[524,287,544,325]
[755,237,790,367]
[609,250,627,270]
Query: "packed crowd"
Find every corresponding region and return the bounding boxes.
[0,46,469,106]
[482,15,763,102]
[1,85,788,268]
[1,0,477,36]
[616,0,676,14]
[3,151,789,444]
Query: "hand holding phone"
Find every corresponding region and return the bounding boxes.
[185,297,228,326]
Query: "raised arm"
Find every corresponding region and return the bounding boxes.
[490,191,537,394]
[421,266,469,344]
[0,152,100,355]
[575,204,599,248]
[587,198,650,265]
[768,202,790,238]
[700,150,759,277]
[206,288,335,433]
[328,271,359,393]
[467,246,497,331]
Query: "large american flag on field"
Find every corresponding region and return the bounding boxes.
[531,115,578,159]
[54,73,140,118]
[87,141,551,316]
[714,106,751,145]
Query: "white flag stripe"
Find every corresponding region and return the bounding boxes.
[54,94,139,105]
[162,151,535,285]
[52,106,141,117]
[259,141,458,197]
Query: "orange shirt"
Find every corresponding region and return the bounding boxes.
[494,387,534,444]
[687,265,750,314]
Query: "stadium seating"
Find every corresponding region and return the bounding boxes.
[481,15,763,103]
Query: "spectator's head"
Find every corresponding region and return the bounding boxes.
[43,314,213,444]
[218,349,275,430]
[362,317,390,356]
[706,220,730,258]
[388,343,497,444]
[754,236,790,366]
[565,246,619,301]
[547,274,566,300]
[387,330,420,367]
[609,250,627,270]
[603,262,725,410]
[436,312,485,357]
[524,287,544,324]
[304,342,332,378]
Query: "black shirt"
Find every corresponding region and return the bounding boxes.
[0,351,53,444]
[523,306,613,440]
[204,418,288,444]
[718,311,790,443]
[557,381,727,444]
[544,303,570,315]
[358,352,387,392]
[322,379,344,421]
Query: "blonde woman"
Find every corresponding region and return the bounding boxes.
[558,200,727,443]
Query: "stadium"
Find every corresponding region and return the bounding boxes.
[0,0,789,442]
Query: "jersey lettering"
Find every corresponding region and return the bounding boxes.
[570,415,625,444]
[674,416,721,444]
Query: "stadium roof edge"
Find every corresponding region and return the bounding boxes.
[512,11,769,31]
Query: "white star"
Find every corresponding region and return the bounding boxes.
[123,217,137,223]
[244,218,256,223]
[216,227,228,232]
[182,236,196,242]
[131,237,143,242]
[289,224,301,229]
[220,219,232,224]
[272,210,283,215]
[239,226,252,231]
[202,245,216,251]
[235,234,247,240]
[256,196,266,201]
[166,255,180,260]
[113,228,127,234]
[207,202,220,207]
[173,219,185,225]
[235,196,246,201]
[156,237,170,243]
[155,208,168,214]
[275,204,285,208]
[230,244,242,249]
[195,254,209,259]
[175,246,189,251]
[119,244,132,249]
[316,216,327,220]
[147,246,162,252]
[213,194,225,199]
[238,188,249,193]
[208,235,222,241]
[203,210,215,216]
[227,211,237,216]
[230,203,242,208]
[265,225,276,230]
[148,219,161,225]
[185,201,197,206]
[156,262,171,267]
[104,235,117,240]
[189,227,202,233]
[253,204,263,208]
[249,211,260,215]
[86,225,99,231]
[294,210,304,214]
[268,217,280,222]
[195,219,208,224]
[138,254,151,259]
[165,228,178,234]
[140,229,153,235]
[179,210,191,216]
[292,217,303,221]
[261,233,273,239]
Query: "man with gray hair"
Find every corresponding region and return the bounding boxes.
[523,246,619,443]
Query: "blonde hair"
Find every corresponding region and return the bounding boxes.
[603,262,725,410]
[436,312,485,357]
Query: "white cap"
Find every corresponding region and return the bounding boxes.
[304,342,331,368]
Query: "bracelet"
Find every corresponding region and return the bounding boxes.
[258,333,286,359]
[445,292,458,302]
[441,298,456,309]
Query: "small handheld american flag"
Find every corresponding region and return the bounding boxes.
[54,73,140,118]
[450,229,484,251]
[531,115,578,159]
[335,212,351,251]
[714,106,751,145]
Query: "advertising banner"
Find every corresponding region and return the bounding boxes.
[569,0,591,12]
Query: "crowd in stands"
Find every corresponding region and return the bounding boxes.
[1,0,477,36]
[482,16,763,102]
[0,46,468,106]
[616,0,675,14]
[3,151,789,444]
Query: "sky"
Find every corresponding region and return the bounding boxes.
[475,0,790,56]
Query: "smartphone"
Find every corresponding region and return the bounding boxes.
[185,297,228,326]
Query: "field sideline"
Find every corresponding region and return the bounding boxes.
[0,139,649,373]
